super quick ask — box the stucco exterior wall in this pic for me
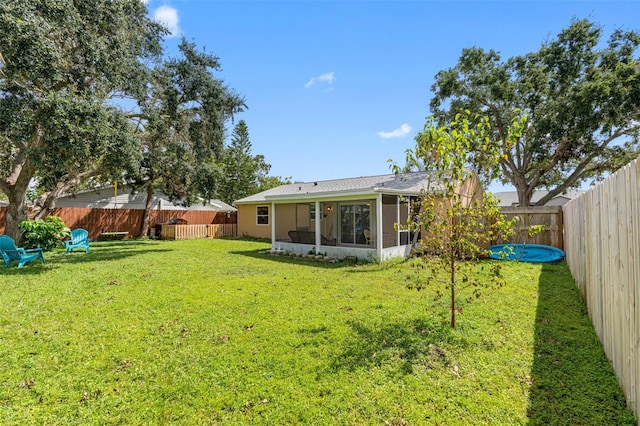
[237,203,272,238]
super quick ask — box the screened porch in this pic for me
[270,194,417,261]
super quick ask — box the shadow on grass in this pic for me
[43,240,171,266]
[231,248,414,272]
[527,263,636,425]
[0,261,50,275]
[329,316,461,375]
[230,249,354,269]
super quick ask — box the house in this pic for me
[235,171,481,261]
[494,189,584,207]
[55,185,236,212]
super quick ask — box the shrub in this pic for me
[18,216,70,251]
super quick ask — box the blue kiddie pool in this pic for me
[489,243,565,263]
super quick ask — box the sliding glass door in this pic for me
[339,202,371,245]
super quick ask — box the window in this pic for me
[256,205,269,225]
[309,203,323,221]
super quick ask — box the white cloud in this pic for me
[305,72,335,89]
[153,5,180,38]
[377,123,412,139]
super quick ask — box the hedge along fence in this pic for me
[499,206,564,250]
[0,207,237,241]
[563,158,639,420]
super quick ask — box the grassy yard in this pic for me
[0,238,635,425]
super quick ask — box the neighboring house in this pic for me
[235,171,481,261]
[494,189,584,207]
[55,185,236,213]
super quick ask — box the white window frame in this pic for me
[256,205,269,226]
[309,203,324,222]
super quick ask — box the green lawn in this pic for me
[0,239,635,425]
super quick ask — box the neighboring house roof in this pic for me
[235,171,448,204]
[494,189,584,207]
[55,186,236,212]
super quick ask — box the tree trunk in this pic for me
[450,247,456,329]
[5,191,29,242]
[139,184,154,238]
[1,158,34,243]
[31,191,60,220]
[515,183,535,207]
[31,169,102,220]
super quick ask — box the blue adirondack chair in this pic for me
[65,228,91,253]
[0,235,46,268]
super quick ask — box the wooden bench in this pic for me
[100,231,128,240]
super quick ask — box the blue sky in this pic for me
[146,0,640,191]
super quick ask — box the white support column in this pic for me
[271,202,276,247]
[314,200,321,252]
[396,195,401,246]
[376,194,383,260]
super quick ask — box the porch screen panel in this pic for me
[382,195,398,248]
[296,203,310,230]
[321,202,336,239]
[340,205,355,244]
[275,204,295,241]
[399,198,410,245]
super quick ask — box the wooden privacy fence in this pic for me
[161,224,238,240]
[0,207,237,241]
[499,206,564,250]
[563,158,639,420]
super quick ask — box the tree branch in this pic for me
[535,128,629,205]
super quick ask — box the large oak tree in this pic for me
[132,39,245,237]
[430,19,640,206]
[0,0,164,239]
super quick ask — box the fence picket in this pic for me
[0,207,238,240]
[563,158,639,420]
[499,206,564,249]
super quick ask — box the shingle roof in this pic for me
[235,171,444,204]
[208,199,236,212]
[55,185,236,212]
[494,189,584,207]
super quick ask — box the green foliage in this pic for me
[18,215,69,250]
[395,111,521,327]
[0,0,165,238]
[217,120,291,204]
[218,120,272,204]
[527,224,546,239]
[431,18,640,206]
[0,239,633,424]
[259,174,292,191]
[131,39,245,237]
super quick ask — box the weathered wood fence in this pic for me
[161,223,238,240]
[0,207,237,241]
[563,158,639,420]
[499,206,564,250]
